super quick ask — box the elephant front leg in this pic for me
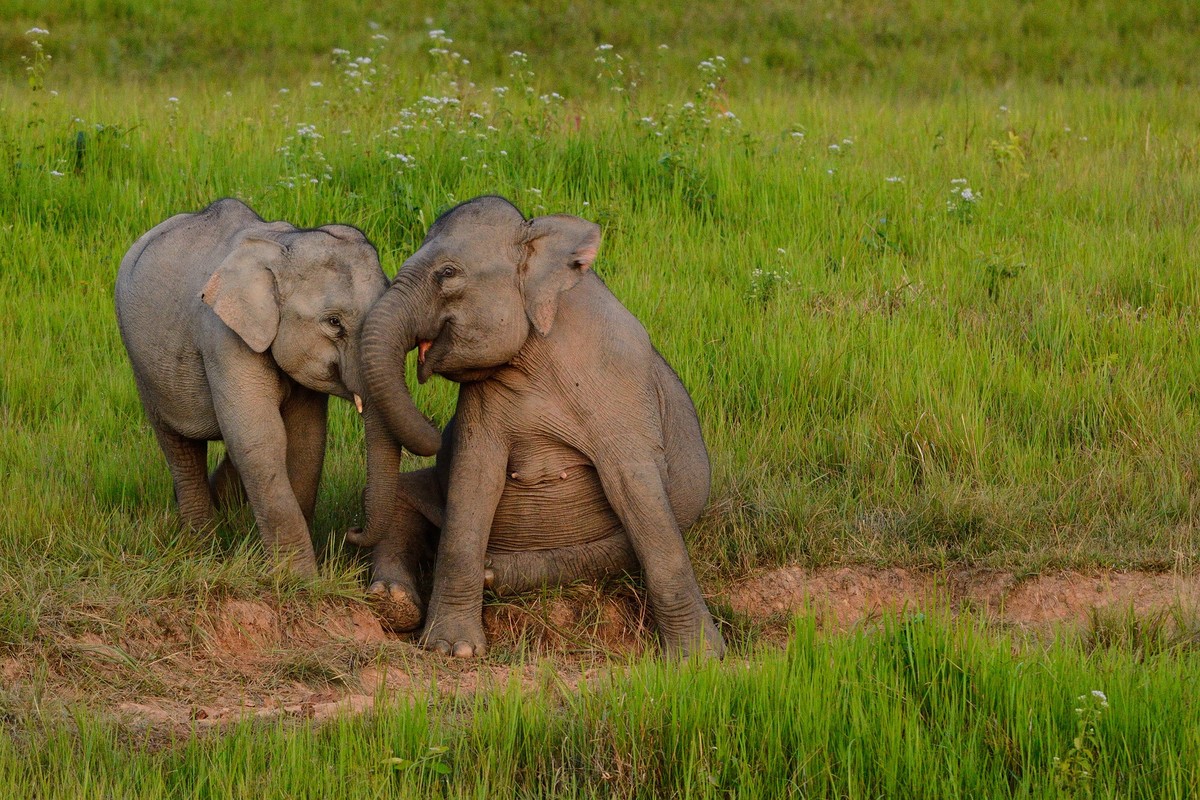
[420,433,508,658]
[281,386,329,527]
[213,383,318,577]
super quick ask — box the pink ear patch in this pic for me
[573,243,598,271]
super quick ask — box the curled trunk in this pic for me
[359,276,441,457]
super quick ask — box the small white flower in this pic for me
[1091,690,1108,706]
[777,248,786,254]
[50,170,64,177]
[279,87,290,94]
[886,176,903,183]
[428,29,446,37]
[499,150,508,156]
[167,96,179,103]
[658,44,669,50]
[596,43,613,51]
[951,178,968,184]
[791,131,805,139]
[26,27,49,36]
[828,143,840,151]
[960,188,978,202]
[332,48,350,56]
[999,105,1009,112]
[372,34,389,41]
[310,81,323,87]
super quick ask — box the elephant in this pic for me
[349,195,726,659]
[115,198,440,576]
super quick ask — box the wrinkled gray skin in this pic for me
[115,198,437,575]
[352,195,725,659]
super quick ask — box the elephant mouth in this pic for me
[415,322,450,384]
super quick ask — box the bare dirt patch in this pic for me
[7,567,1197,733]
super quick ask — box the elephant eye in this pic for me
[325,315,345,333]
[436,264,458,281]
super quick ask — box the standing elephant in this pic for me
[115,198,440,576]
[351,195,725,658]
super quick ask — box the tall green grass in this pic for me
[3,615,1199,797]
[2,2,1199,642]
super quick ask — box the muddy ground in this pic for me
[4,566,1197,733]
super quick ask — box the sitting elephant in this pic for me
[115,198,440,576]
[350,195,725,658]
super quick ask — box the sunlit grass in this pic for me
[2,15,1200,641]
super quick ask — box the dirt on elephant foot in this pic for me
[5,566,1198,735]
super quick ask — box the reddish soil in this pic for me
[5,567,1197,732]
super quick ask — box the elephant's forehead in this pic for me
[284,256,385,312]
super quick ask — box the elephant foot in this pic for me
[420,615,487,658]
[270,545,318,579]
[367,580,424,632]
[662,616,726,660]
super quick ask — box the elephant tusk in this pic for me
[353,394,363,414]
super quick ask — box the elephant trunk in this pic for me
[360,272,442,457]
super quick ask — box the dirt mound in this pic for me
[6,567,1197,732]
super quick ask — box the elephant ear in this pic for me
[200,236,286,353]
[520,214,601,336]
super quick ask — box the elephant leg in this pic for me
[281,387,328,526]
[365,467,442,632]
[213,389,318,577]
[151,422,214,531]
[208,453,246,510]
[484,533,638,596]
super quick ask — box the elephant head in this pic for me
[361,195,600,446]
[200,222,391,408]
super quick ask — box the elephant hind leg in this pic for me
[151,424,214,531]
[484,534,639,596]
[208,453,246,510]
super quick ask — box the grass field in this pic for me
[3,0,1200,795]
